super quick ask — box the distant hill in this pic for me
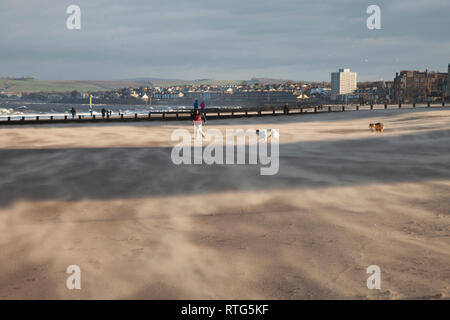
[0,78,113,93]
[134,78,243,88]
[249,77,295,84]
[0,78,167,93]
[0,78,246,92]
[99,78,242,88]
[0,77,242,93]
[0,77,302,93]
[121,77,182,82]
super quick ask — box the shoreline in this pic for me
[0,103,448,126]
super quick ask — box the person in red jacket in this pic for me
[192,109,206,138]
[200,100,206,112]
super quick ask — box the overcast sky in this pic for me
[0,0,449,81]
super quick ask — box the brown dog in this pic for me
[369,123,384,133]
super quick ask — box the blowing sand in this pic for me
[0,108,449,299]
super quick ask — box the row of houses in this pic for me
[393,66,449,103]
[331,64,449,104]
[8,66,448,106]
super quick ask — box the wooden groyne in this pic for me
[0,102,447,126]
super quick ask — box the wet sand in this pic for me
[0,107,449,299]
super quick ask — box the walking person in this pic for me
[194,99,199,109]
[89,95,94,116]
[101,108,106,119]
[192,109,206,139]
[200,100,206,113]
[70,107,76,120]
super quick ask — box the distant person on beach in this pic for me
[70,107,76,119]
[194,99,199,109]
[192,108,206,139]
[89,107,93,116]
[101,108,106,118]
[200,100,206,113]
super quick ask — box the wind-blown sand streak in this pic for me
[0,108,449,299]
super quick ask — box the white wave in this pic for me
[0,108,24,115]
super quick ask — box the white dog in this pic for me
[256,129,267,140]
[268,129,279,139]
[256,129,279,141]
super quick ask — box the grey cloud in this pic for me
[0,0,448,81]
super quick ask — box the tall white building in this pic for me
[331,68,357,100]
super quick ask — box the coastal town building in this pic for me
[393,69,448,103]
[355,81,394,104]
[331,68,357,101]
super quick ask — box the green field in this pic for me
[0,78,245,93]
[0,78,112,93]
[150,79,243,88]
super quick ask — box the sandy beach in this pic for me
[0,107,449,299]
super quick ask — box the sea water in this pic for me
[0,101,241,120]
